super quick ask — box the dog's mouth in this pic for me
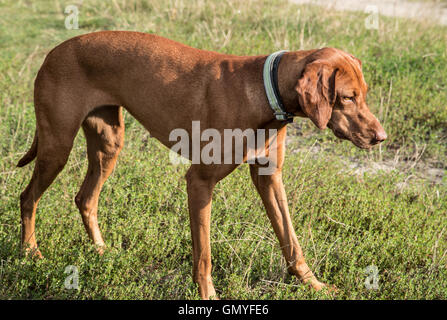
[328,124,349,141]
[351,133,381,150]
[328,125,376,150]
[333,129,349,140]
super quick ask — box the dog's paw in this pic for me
[309,279,326,291]
[24,247,44,259]
[307,279,337,292]
[95,245,106,255]
[309,280,338,297]
[198,282,219,300]
[326,284,338,293]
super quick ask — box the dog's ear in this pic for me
[295,61,337,130]
[349,55,362,69]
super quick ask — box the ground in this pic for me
[291,0,447,25]
[0,0,446,299]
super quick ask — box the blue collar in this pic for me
[263,50,294,122]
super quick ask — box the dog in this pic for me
[17,31,386,299]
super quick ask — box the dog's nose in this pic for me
[375,130,387,142]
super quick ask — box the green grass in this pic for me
[0,0,446,299]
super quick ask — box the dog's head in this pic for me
[295,48,386,149]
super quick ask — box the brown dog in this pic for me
[17,31,386,299]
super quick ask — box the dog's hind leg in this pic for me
[75,106,124,253]
[20,104,81,258]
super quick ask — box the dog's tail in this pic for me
[17,130,38,167]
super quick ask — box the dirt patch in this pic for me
[290,0,447,25]
[286,136,446,186]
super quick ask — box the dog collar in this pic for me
[263,50,294,122]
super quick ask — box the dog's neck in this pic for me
[276,53,307,118]
[240,52,307,128]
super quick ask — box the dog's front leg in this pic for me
[249,164,326,291]
[186,166,218,299]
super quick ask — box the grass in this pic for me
[0,0,446,299]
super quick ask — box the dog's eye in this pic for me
[342,96,355,102]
